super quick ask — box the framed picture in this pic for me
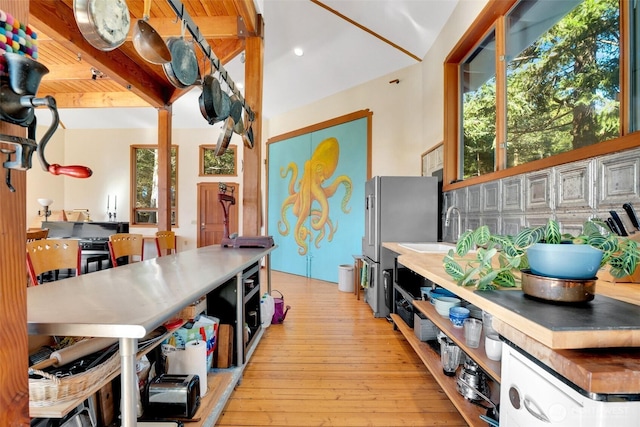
[199,145,238,176]
[421,142,443,177]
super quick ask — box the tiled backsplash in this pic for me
[442,147,640,242]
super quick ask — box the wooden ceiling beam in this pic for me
[29,0,171,108]
[48,92,151,109]
[232,0,262,37]
[34,16,244,41]
[41,62,110,81]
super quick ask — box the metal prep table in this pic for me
[28,245,274,427]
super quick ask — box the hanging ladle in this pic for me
[133,0,171,64]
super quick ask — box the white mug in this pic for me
[485,333,502,361]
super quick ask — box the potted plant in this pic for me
[443,218,640,291]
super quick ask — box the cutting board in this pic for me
[216,324,234,368]
[482,289,640,348]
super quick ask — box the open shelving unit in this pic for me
[390,299,501,427]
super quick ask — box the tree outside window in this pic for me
[459,0,621,180]
[132,145,178,225]
[199,145,237,176]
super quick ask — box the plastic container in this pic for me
[338,264,354,292]
[260,293,274,328]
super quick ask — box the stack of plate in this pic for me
[466,304,483,319]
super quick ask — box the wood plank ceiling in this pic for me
[28,0,261,110]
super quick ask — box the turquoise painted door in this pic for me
[267,117,368,283]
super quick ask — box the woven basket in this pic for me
[29,349,120,407]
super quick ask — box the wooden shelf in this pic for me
[391,313,497,427]
[29,322,186,419]
[413,300,501,383]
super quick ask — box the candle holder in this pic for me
[107,195,117,221]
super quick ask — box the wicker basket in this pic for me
[28,349,120,407]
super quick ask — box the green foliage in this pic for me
[203,147,236,175]
[463,0,620,178]
[442,217,640,288]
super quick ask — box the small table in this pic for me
[352,255,364,300]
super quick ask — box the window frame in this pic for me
[130,144,179,227]
[443,0,634,192]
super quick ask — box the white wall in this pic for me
[26,1,489,246]
[419,0,489,150]
[27,126,65,228]
[27,125,246,250]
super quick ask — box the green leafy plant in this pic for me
[443,218,640,290]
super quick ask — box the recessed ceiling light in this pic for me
[293,47,304,57]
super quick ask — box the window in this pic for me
[446,0,631,187]
[131,145,178,225]
[462,29,497,178]
[505,0,619,165]
[199,145,237,176]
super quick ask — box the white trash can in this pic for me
[338,264,354,292]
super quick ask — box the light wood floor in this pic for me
[216,271,468,427]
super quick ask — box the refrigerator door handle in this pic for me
[366,194,375,246]
[370,194,378,248]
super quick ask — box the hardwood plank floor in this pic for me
[216,271,468,427]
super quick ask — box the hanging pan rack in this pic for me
[165,0,255,122]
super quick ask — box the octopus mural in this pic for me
[278,137,352,255]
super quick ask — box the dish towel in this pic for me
[361,262,368,288]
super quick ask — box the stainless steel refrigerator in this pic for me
[362,176,438,317]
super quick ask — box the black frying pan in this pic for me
[162,37,199,88]
[199,74,222,124]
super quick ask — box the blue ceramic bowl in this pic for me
[527,243,603,280]
[449,306,470,328]
[429,287,457,304]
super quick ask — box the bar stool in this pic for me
[108,233,144,266]
[155,230,177,256]
[26,239,81,286]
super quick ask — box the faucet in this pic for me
[445,206,461,241]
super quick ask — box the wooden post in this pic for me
[242,29,264,236]
[157,106,172,232]
[0,2,31,425]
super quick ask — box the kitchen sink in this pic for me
[398,242,456,253]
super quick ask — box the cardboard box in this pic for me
[178,296,207,320]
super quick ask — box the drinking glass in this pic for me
[464,318,483,348]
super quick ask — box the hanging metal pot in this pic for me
[215,116,235,157]
[229,95,243,131]
[162,20,199,88]
[199,73,225,124]
[73,0,130,51]
[133,0,171,64]
[242,114,255,149]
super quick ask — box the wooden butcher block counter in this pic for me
[383,242,640,395]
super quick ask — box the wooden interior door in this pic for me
[197,183,239,247]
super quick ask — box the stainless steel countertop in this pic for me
[28,245,274,338]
